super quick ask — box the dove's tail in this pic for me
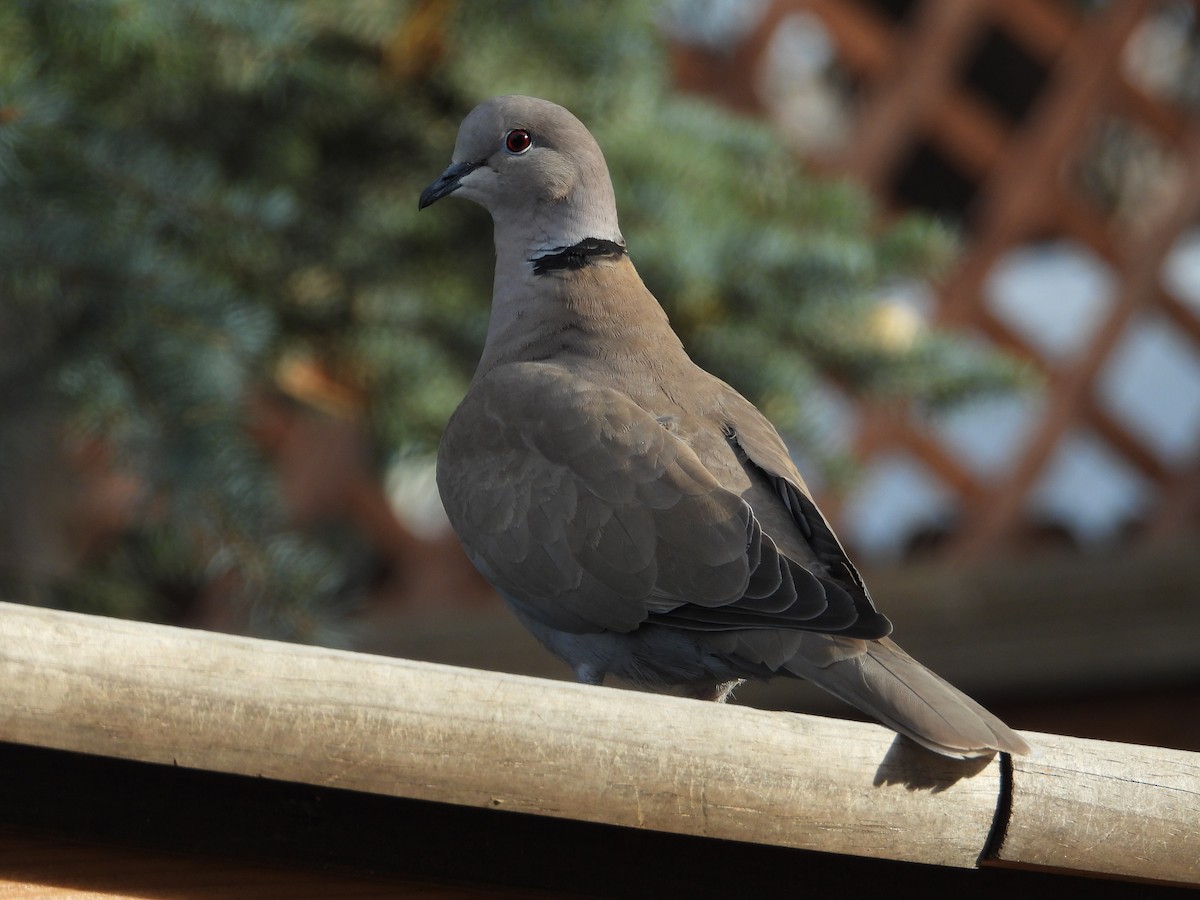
[786,636,1030,759]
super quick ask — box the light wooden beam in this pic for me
[1000,732,1200,885]
[1,601,1197,886]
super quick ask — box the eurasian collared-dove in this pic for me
[420,95,1028,759]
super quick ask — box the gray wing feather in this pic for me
[437,362,881,637]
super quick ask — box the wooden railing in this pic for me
[1,601,1196,888]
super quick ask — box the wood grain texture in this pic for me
[0,601,999,869]
[997,731,1200,884]
[5,601,1199,885]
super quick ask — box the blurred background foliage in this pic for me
[0,0,1022,639]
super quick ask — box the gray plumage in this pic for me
[421,95,1029,759]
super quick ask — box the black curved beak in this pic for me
[418,160,482,210]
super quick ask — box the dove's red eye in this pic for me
[505,129,532,154]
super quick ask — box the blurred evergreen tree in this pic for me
[0,0,1022,638]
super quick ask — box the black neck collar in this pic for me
[530,238,627,275]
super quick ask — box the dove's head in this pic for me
[419,95,622,257]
